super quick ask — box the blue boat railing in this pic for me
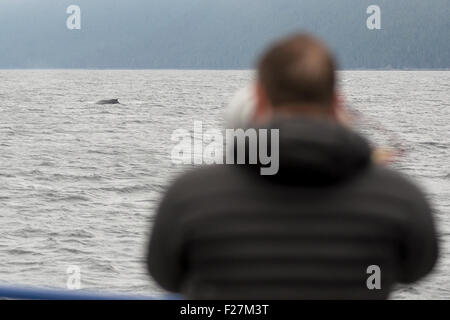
[0,284,178,300]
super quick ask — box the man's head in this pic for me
[254,33,339,122]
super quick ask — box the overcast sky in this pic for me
[0,0,449,68]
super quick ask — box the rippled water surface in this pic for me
[0,70,449,299]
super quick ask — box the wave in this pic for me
[7,249,43,256]
[0,173,15,178]
[100,184,151,193]
[52,230,95,239]
[50,173,103,181]
[87,149,121,155]
[38,161,55,167]
[57,195,91,202]
[59,247,92,255]
[418,141,449,149]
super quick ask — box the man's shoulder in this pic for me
[163,163,430,212]
[173,164,240,186]
[169,164,429,196]
[362,164,430,204]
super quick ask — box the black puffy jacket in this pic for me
[147,117,438,299]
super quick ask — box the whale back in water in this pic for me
[96,99,120,105]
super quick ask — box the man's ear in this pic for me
[253,82,272,123]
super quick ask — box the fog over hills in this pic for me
[0,0,449,69]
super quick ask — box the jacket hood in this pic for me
[239,116,372,186]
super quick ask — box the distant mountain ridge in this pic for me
[0,0,448,69]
